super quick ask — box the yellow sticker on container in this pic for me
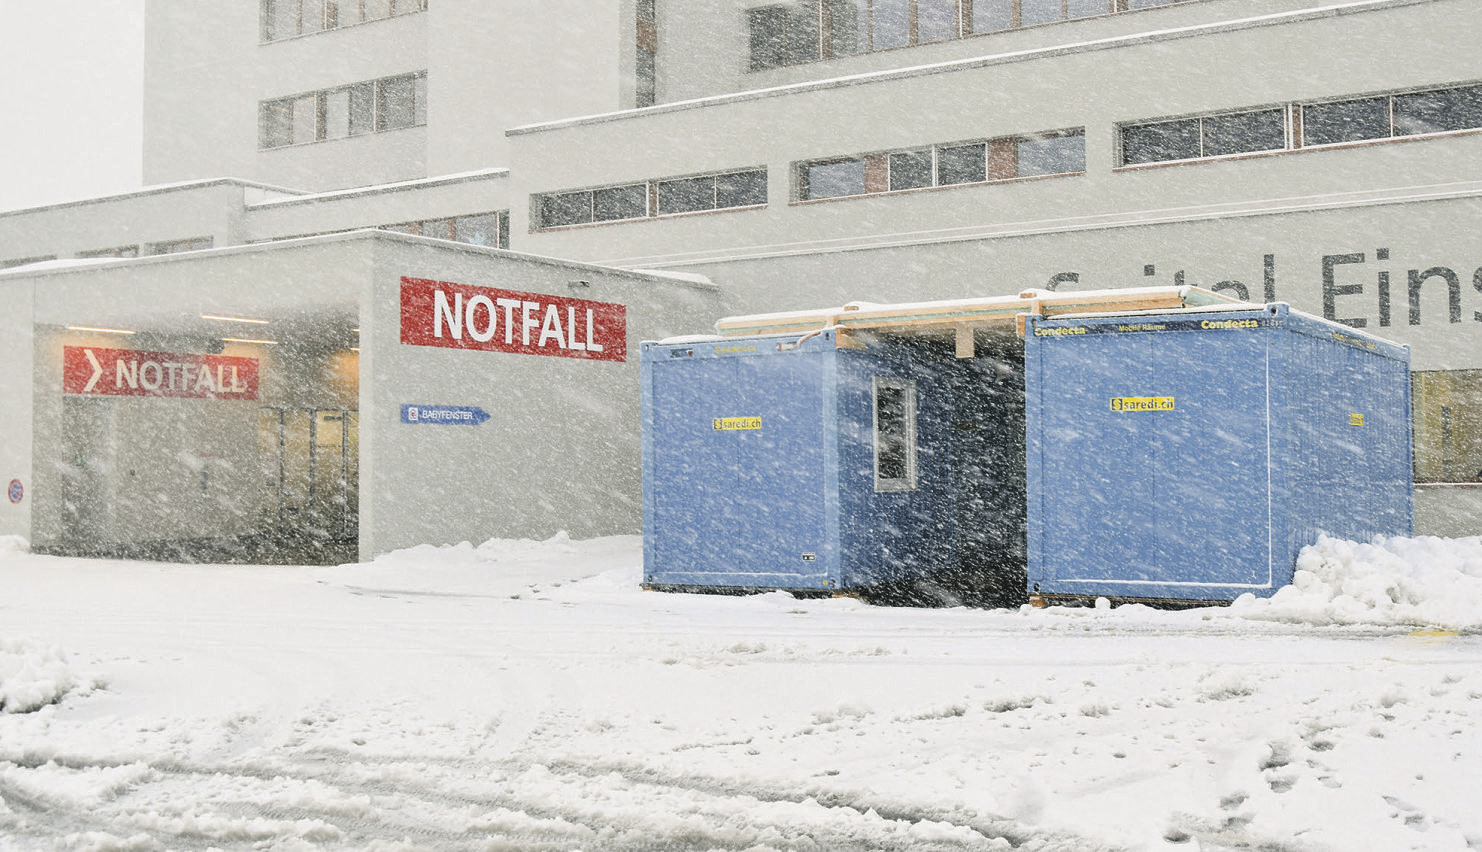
[1110,396,1175,412]
[1350,412,1366,426]
[713,417,762,431]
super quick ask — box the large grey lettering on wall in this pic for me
[1048,248,1482,331]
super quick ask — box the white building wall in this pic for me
[649,0,1349,104]
[512,0,1482,265]
[143,0,262,186]
[146,1,431,190]
[425,0,625,176]
[0,182,271,265]
[144,0,626,193]
[360,240,721,557]
[0,279,34,540]
[243,171,510,241]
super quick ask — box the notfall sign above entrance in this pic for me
[399,277,627,362]
[62,346,260,400]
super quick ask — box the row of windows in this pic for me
[261,211,512,249]
[2,212,507,273]
[261,0,426,43]
[799,131,1084,200]
[532,77,1480,229]
[750,0,1196,69]
[259,72,427,150]
[381,211,511,249]
[1,255,57,269]
[76,238,215,259]
[531,132,1082,230]
[0,238,216,269]
[536,169,768,230]
[1121,82,1482,166]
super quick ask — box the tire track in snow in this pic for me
[1,749,1096,850]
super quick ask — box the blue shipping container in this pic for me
[1023,303,1413,604]
[641,330,1025,595]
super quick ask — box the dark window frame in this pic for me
[872,375,918,492]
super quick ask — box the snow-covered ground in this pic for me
[2,532,1480,851]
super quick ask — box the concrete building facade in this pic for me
[1,234,719,561]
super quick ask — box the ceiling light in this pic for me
[66,325,136,335]
[221,337,278,346]
[202,314,270,325]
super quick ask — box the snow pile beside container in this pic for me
[0,535,29,555]
[1229,535,1482,630]
[0,638,79,713]
[314,531,640,597]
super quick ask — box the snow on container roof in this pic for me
[714,286,1247,346]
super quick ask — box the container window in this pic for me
[873,376,917,492]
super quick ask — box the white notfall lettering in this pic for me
[114,357,247,394]
[566,307,586,351]
[428,287,605,353]
[497,298,521,344]
[467,294,497,343]
[584,308,604,353]
[434,289,462,339]
[539,304,565,349]
[521,301,540,346]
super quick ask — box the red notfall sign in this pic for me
[63,346,260,400]
[400,277,626,362]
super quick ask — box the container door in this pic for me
[647,352,832,588]
[1036,330,1274,595]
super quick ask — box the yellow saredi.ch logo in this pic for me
[1110,396,1175,412]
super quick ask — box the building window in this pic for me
[0,255,56,269]
[1301,97,1390,147]
[147,237,214,256]
[636,0,657,107]
[383,211,511,249]
[1121,108,1286,165]
[750,0,1200,68]
[1119,82,1482,167]
[749,3,822,69]
[259,73,426,149]
[261,0,427,43]
[752,0,963,66]
[534,169,768,230]
[1302,84,1482,147]
[873,376,918,492]
[76,245,140,259]
[797,130,1084,201]
[1413,370,1482,483]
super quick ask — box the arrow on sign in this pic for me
[401,405,491,425]
[83,349,104,393]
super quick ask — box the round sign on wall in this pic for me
[7,479,22,504]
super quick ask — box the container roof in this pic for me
[715,286,1248,342]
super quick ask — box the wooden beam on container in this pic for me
[955,325,975,359]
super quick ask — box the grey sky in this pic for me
[0,0,144,212]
